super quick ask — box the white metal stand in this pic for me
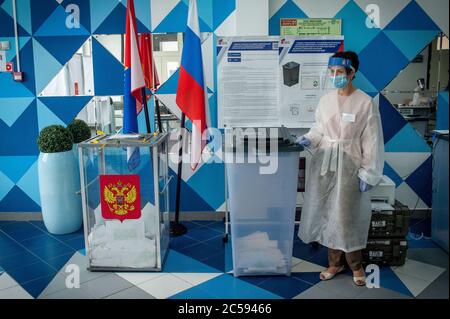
[223,159,230,242]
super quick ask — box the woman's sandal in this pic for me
[353,275,366,286]
[320,266,345,281]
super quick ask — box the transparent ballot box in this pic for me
[225,128,302,277]
[78,134,170,272]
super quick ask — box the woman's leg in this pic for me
[345,250,366,285]
[344,250,363,271]
[328,248,345,268]
[320,248,346,280]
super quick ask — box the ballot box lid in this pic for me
[224,127,303,153]
[79,133,169,148]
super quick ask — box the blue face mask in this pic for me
[330,75,349,89]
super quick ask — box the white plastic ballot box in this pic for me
[225,128,302,277]
[78,134,171,272]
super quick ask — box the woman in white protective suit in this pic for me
[297,51,385,286]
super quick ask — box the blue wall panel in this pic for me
[92,37,124,96]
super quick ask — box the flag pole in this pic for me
[141,87,151,133]
[148,33,163,134]
[172,0,206,237]
[171,113,188,236]
[155,97,163,133]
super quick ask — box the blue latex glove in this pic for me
[359,179,373,192]
[297,136,311,147]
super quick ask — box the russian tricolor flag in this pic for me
[176,0,209,170]
[124,0,145,170]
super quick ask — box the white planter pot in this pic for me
[38,149,82,235]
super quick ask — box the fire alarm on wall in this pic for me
[5,62,13,72]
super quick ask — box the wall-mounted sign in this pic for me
[217,36,344,129]
[281,18,342,36]
[217,36,281,128]
[0,41,10,51]
[0,51,6,72]
[279,36,344,128]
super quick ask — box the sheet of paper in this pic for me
[105,219,145,241]
[281,18,342,36]
[106,134,144,140]
[279,36,344,128]
[218,37,281,128]
[217,36,344,129]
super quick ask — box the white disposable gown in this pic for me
[299,89,385,252]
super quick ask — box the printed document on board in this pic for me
[217,37,280,128]
[279,36,344,128]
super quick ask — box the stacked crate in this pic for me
[362,201,411,266]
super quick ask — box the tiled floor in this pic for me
[0,220,448,299]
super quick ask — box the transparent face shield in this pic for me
[326,57,355,89]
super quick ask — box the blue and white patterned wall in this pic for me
[0,0,448,214]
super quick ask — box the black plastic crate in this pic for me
[369,201,411,238]
[363,238,408,266]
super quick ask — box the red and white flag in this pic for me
[176,0,209,170]
[140,33,160,93]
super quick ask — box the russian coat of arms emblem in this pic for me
[99,175,142,222]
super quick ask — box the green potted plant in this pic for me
[67,119,91,144]
[37,125,82,235]
[67,119,91,157]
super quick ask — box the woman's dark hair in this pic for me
[331,51,359,79]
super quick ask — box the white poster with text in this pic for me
[217,37,280,128]
[217,36,344,128]
[279,36,344,128]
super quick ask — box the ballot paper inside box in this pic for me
[78,134,171,272]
